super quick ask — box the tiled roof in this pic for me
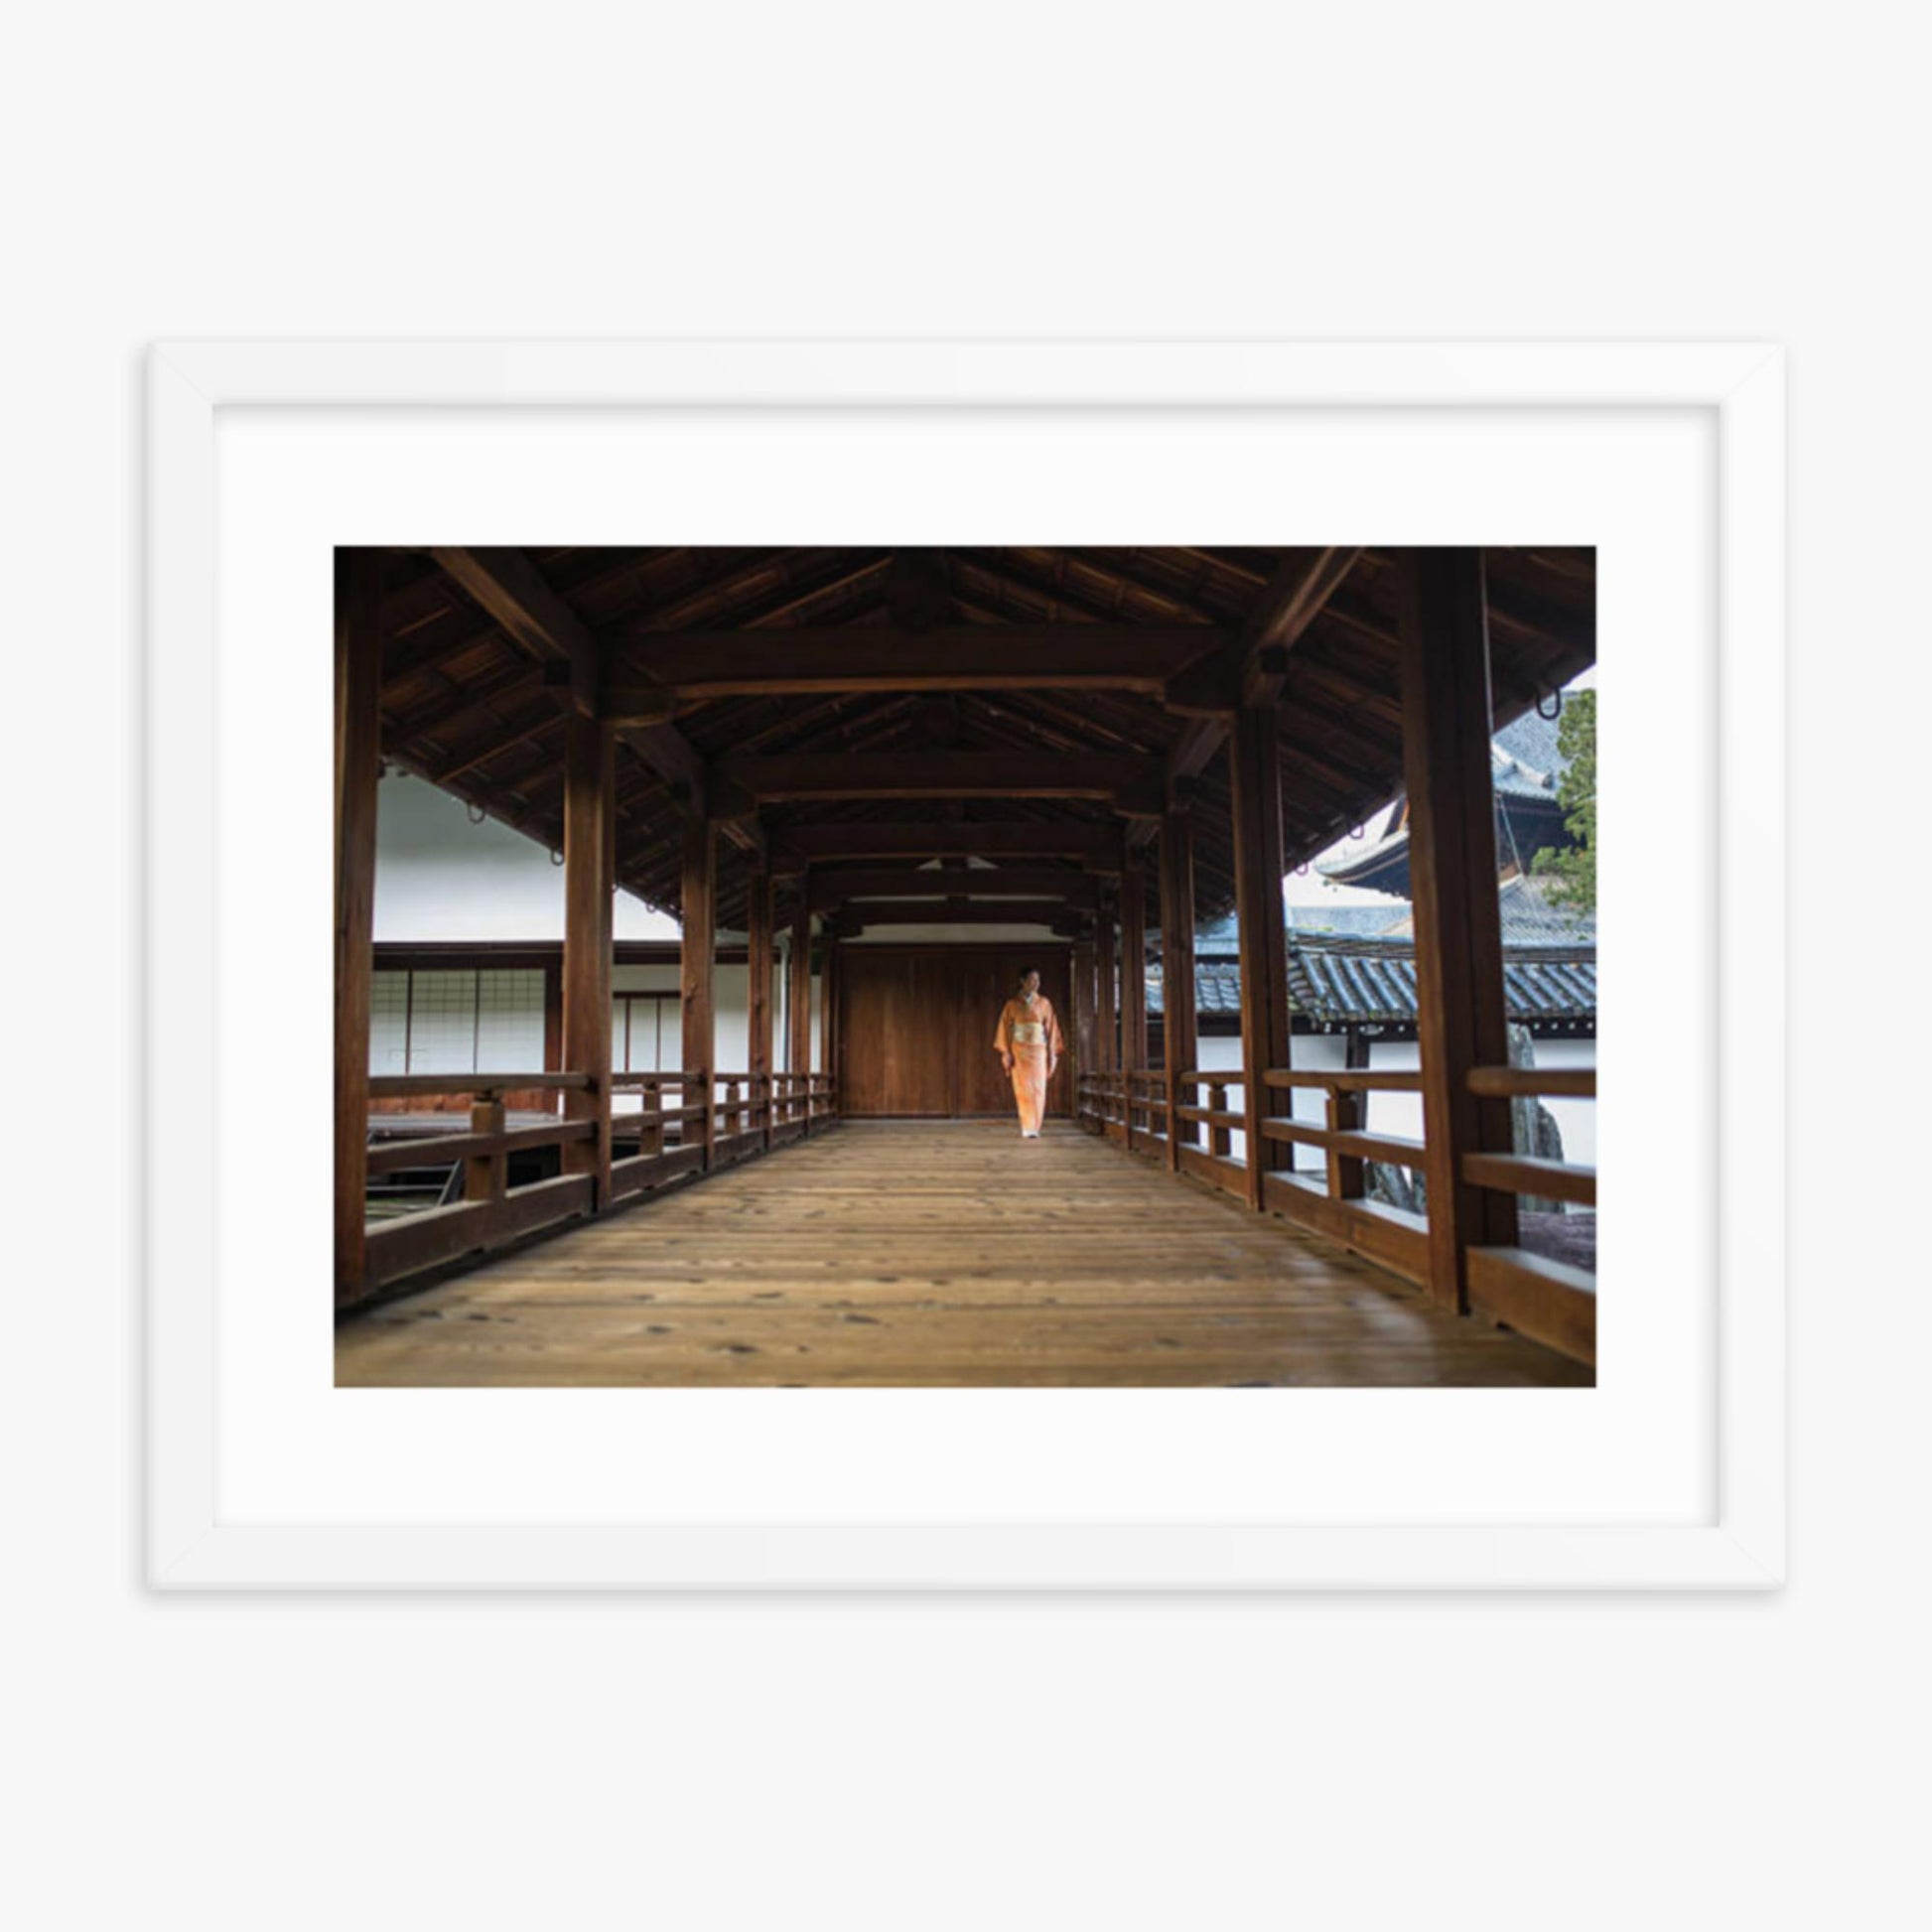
[1493,707,1569,784]
[1147,902,1594,1025]
[1287,903,1413,939]
[1490,708,1569,800]
[1285,933,1595,1026]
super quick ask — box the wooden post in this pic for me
[681,814,717,1170]
[1326,1088,1365,1200]
[1158,808,1198,1168]
[542,957,563,1077]
[788,889,813,1080]
[748,862,773,1152]
[562,713,615,1207]
[1121,863,1148,1079]
[1229,709,1292,1210]
[465,1097,508,1210]
[1094,886,1118,1075]
[1397,548,1518,1310]
[334,549,384,1308]
[820,933,840,1118]
[1070,937,1097,1128]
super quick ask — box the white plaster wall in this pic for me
[373,770,680,941]
[1527,1036,1597,1169]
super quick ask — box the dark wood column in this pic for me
[788,890,813,1075]
[676,811,715,1159]
[1158,807,1199,1164]
[1397,548,1517,1309]
[747,861,773,1149]
[820,933,839,1109]
[1229,711,1292,1210]
[1070,936,1097,1121]
[542,957,563,1075]
[1094,887,1118,1073]
[334,550,384,1307]
[562,713,615,1207]
[681,814,717,1169]
[1120,863,1148,1072]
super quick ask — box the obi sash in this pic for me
[1008,1020,1046,1046]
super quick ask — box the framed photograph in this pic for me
[147,341,1784,1589]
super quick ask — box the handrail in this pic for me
[369,1071,592,1098]
[1462,1151,1597,1208]
[1263,1068,1421,1092]
[1466,1065,1595,1099]
[366,1116,597,1175]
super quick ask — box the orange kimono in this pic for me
[994,994,1064,1136]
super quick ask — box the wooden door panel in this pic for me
[838,949,957,1116]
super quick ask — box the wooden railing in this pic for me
[365,1065,841,1295]
[610,1070,711,1197]
[1256,1069,1433,1289]
[1079,1058,1596,1367]
[1459,1064,1596,1365]
[364,1073,600,1291]
[1167,1071,1247,1195]
[769,1070,838,1143]
[1077,1070,1171,1158]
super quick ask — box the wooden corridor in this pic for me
[335,1122,1588,1387]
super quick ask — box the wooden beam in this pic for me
[806,867,1098,911]
[835,898,1084,930]
[681,816,717,1170]
[1158,808,1198,1163]
[607,623,1225,715]
[1230,703,1293,1211]
[1120,864,1148,1072]
[335,549,384,1308]
[428,546,755,847]
[431,546,603,718]
[1398,548,1518,1310]
[1238,547,1366,706]
[561,713,616,1207]
[788,889,813,1076]
[1135,546,1362,847]
[771,822,1126,869]
[714,752,1159,805]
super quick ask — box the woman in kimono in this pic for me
[994,967,1064,1139]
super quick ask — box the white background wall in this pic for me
[10,10,1922,1930]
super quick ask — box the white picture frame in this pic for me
[147,341,1785,1590]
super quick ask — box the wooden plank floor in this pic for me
[336,1122,1592,1387]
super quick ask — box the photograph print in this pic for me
[334,545,1596,1388]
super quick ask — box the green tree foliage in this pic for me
[1530,688,1595,914]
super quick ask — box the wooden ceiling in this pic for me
[371,545,1595,930]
